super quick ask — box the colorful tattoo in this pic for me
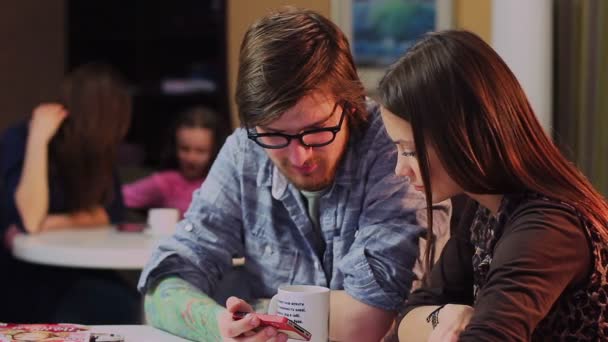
[144,276,223,341]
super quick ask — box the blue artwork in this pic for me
[353,0,436,67]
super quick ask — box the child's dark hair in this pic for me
[160,105,223,173]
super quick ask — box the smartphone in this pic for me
[232,311,312,341]
[90,333,125,342]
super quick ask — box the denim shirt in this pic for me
[138,100,451,311]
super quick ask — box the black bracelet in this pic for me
[425,304,446,329]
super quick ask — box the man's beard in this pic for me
[277,158,338,191]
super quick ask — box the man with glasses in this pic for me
[138,7,450,342]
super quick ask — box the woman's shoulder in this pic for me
[506,194,584,237]
[499,194,594,287]
[511,194,578,216]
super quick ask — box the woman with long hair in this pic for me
[0,62,138,323]
[6,62,131,233]
[379,30,608,340]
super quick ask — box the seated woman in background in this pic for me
[3,63,129,234]
[378,30,608,341]
[0,62,139,323]
[122,106,221,217]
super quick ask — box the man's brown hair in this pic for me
[236,7,367,130]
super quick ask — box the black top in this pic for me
[404,194,596,341]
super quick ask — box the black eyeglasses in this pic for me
[247,103,347,149]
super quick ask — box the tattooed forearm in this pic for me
[144,276,223,341]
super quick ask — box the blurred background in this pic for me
[0,0,606,193]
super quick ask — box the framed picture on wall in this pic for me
[331,0,453,94]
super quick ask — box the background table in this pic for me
[91,325,191,341]
[12,226,161,270]
[12,226,245,270]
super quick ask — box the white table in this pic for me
[12,226,245,269]
[91,325,191,341]
[12,226,161,269]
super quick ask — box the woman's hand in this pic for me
[29,103,68,144]
[428,304,474,342]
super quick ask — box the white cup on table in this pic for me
[146,208,179,236]
[268,284,330,342]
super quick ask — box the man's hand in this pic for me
[218,296,288,342]
[29,103,68,144]
[428,304,474,342]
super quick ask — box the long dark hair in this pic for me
[379,30,608,273]
[50,62,131,211]
[160,105,222,175]
[236,6,367,130]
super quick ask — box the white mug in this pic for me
[146,208,179,236]
[268,285,330,342]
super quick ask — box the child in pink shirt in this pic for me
[122,106,222,216]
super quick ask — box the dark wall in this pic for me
[67,0,229,168]
[0,0,65,132]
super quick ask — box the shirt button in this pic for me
[314,261,319,269]
[265,245,273,254]
[184,224,193,232]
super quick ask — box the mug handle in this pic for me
[267,294,279,314]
